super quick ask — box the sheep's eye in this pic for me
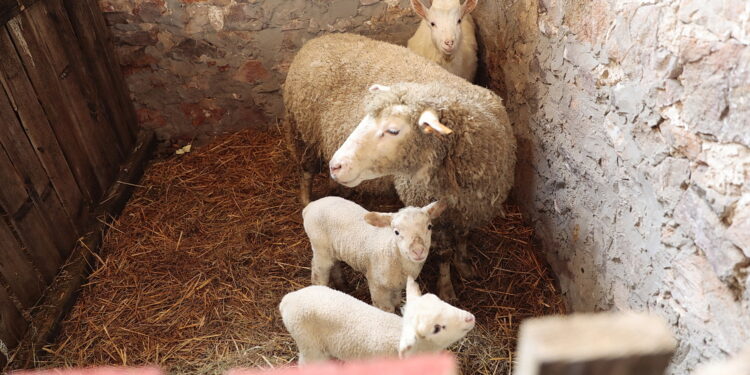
[427,224,432,230]
[394,230,400,236]
[457,18,462,24]
[433,324,441,334]
[386,129,400,135]
[430,21,436,27]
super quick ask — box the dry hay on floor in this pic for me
[35,128,565,374]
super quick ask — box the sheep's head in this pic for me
[364,201,446,263]
[329,84,453,188]
[398,276,475,357]
[411,0,478,56]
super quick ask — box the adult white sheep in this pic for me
[407,0,479,81]
[279,276,475,364]
[303,196,446,313]
[283,33,516,301]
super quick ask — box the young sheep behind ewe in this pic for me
[303,196,446,313]
[407,0,479,81]
[283,33,516,301]
[279,276,475,364]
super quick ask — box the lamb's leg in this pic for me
[310,250,334,286]
[369,282,396,313]
[298,345,329,365]
[329,261,347,290]
[390,289,402,312]
[452,232,477,279]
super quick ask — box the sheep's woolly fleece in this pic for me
[284,33,516,233]
[31,129,564,375]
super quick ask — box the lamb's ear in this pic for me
[461,0,478,17]
[418,109,453,135]
[410,0,429,19]
[406,276,422,301]
[364,212,393,227]
[423,201,447,219]
[398,324,417,359]
[369,84,391,93]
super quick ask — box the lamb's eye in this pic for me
[427,224,432,230]
[430,22,436,27]
[394,230,400,236]
[433,324,441,334]
[457,18,462,24]
[386,129,400,135]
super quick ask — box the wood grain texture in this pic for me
[2,23,103,201]
[0,221,44,309]
[0,27,87,227]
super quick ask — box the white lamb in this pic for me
[303,196,446,313]
[279,276,475,364]
[407,0,479,81]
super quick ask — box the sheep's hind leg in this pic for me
[438,260,458,302]
[453,233,477,279]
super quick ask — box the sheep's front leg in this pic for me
[452,232,476,279]
[311,251,334,286]
[369,282,396,313]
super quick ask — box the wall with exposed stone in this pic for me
[99,0,419,141]
[472,0,750,373]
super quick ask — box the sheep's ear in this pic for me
[418,109,453,135]
[398,325,417,359]
[364,212,393,227]
[424,201,447,219]
[406,276,422,300]
[461,0,478,17]
[369,84,391,93]
[410,0,429,19]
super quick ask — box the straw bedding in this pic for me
[37,128,565,374]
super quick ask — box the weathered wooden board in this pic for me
[1,24,103,201]
[0,221,44,309]
[0,145,62,283]
[63,0,136,152]
[0,64,76,257]
[0,284,27,368]
[0,27,87,227]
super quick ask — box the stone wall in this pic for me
[99,0,419,140]
[472,0,750,373]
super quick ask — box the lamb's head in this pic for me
[411,0,478,56]
[364,201,447,263]
[398,276,475,357]
[329,83,453,188]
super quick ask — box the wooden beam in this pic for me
[6,130,155,370]
[514,312,676,375]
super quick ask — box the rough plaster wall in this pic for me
[98,0,419,140]
[473,0,750,373]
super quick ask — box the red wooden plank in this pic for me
[0,27,88,229]
[1,24,103,201]
[0,220,44,308]
[62,0,135,153]
[0,64,76,256]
